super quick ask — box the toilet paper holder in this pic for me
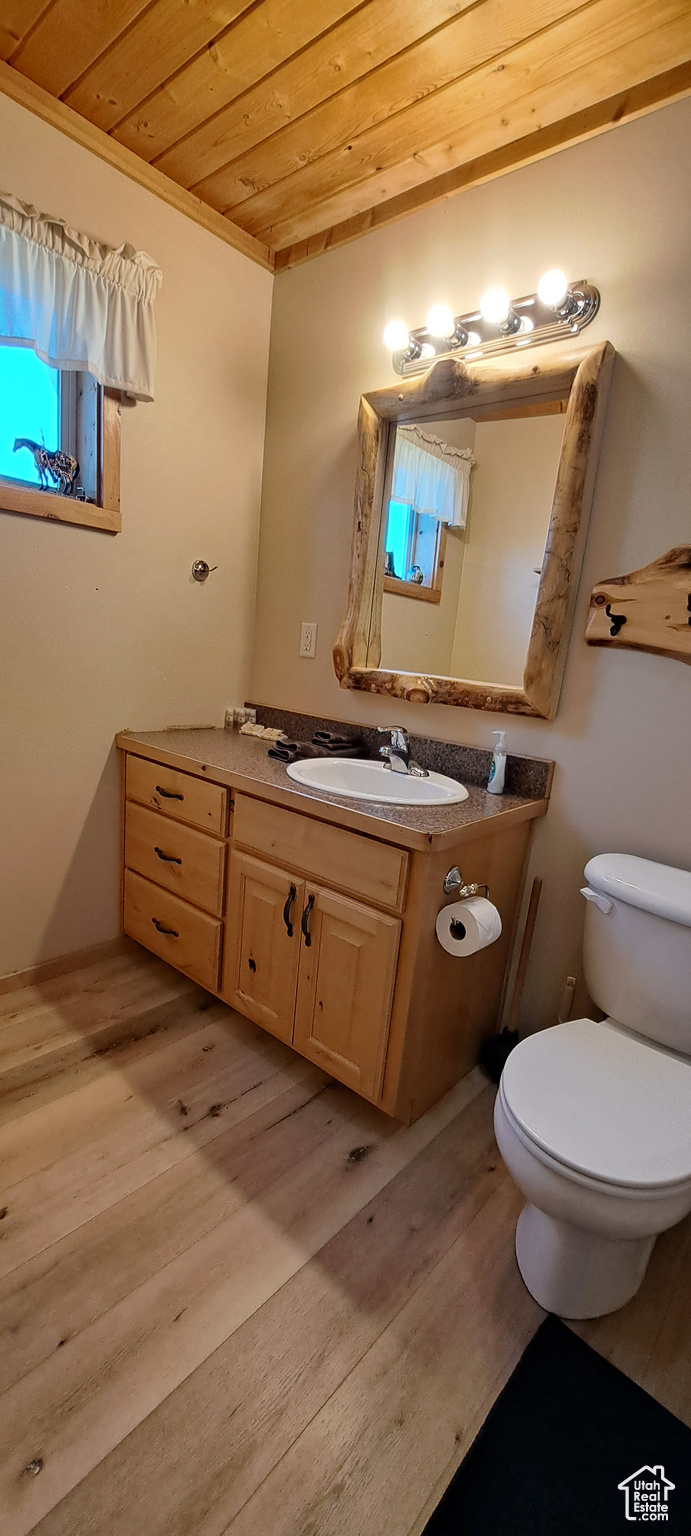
[443,866,490,900]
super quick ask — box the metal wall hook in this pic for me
[191,560,218,582]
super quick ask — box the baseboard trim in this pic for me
[0,935,132,997]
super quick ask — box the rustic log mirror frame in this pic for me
[334,340,614,720]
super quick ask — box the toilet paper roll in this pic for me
[435,897,502,956]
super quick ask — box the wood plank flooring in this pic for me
[0,949,689,1536]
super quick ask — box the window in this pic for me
[383,498,447,605]
[0,345,121,533]
[0,347,59,487]
[1,191,159,533]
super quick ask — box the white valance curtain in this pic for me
[392,424,475,528]
[0,193,162,401]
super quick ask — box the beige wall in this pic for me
[0,93,273,975]
[252,98,691,1032]
[451,413,565,685]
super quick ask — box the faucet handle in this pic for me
[378,725,408,748]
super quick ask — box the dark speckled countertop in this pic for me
[117,725,552,854]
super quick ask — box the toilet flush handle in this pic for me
[580,886,614,915]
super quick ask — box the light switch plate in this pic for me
[300,622,318,658]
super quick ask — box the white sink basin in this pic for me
[286,757,468,807]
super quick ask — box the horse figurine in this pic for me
[13,438,80,496]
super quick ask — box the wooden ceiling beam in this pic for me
[104,0,366,158]
[273,58,691,269]
[0,61,274,271]
[236,0,691,244]
[62,0,258,132]
[8,0,153,96]
[154,0,478,190]
[198,0,588,215]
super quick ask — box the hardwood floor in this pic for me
[0,949,689,1536]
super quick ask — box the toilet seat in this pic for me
[499,1019,691,1192]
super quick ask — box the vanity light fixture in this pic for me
[383,318,411,351]
[479,287,521,335]
[537,268,592,322]
[383,272,600,374]
[426,303,469,347]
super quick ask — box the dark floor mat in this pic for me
[423,1315,691,1532]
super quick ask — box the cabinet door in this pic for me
[293,885,401,1101]
[222,851,304,1044]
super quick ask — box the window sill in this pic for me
[383,575,442,605]
[0,480,120,533]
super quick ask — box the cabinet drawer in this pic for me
[124,869,222,991]
[125,754,228,836]
[125,801,226,916]
[233,795,409,913]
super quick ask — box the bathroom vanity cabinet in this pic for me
[117,728,550,1123]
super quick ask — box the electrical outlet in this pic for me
[300,622,318,658]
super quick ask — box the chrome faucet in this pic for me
[377,727,429,777]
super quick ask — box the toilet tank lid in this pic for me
[584,853,691,927]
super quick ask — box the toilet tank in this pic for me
[582,854,691,1055]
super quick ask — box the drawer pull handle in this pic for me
[152,918,179,937]
[283,883,297,937]
[154,847,182,865]
[301,893,315,947]
[155,785,184,800]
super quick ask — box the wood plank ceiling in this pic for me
[2,0,691,270]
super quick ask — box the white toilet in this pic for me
[495,853,691,1319]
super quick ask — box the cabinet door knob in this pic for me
[155,785,184,800]
[152,918,179,937]
[301,893,315,947]
[154,847,182,864]
[283,883,297,936]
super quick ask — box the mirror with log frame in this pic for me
[333,341,614,720]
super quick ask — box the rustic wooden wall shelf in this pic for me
[585,546,691,664]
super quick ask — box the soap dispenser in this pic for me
[487,730,507,795]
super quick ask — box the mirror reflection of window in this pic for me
[384,503,439,587]
[385,499,414,582]
[383,420,475,604]
[378,406,566,686]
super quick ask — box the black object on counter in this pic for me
[269,733,362,765]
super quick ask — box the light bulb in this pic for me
[426,304,455,339]
[537,269,569,307]
[383,319,410,351]
[479,287,511,325]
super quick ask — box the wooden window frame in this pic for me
[0,385,122,534]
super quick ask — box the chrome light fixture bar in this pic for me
[385,277,599,376]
